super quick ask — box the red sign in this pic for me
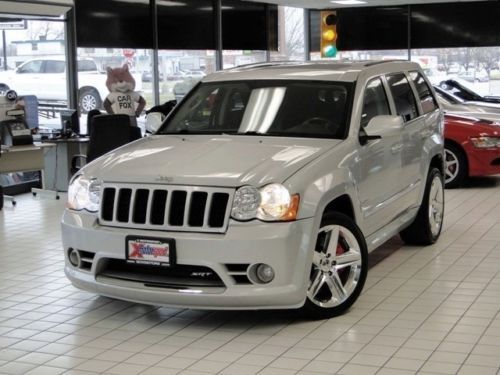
[122,49,135,58]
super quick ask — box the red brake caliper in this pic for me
[336,235,349,284]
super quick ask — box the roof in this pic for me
[202,60,422,83]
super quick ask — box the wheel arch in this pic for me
[78,85,101,100]
[322,194,355,222]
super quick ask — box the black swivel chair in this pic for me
[71,114,142,174]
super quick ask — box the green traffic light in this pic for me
[323,45,337,58]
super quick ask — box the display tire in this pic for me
[301,212,368,320]
[400,168,444,246]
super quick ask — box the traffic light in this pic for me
[321,10,338,58]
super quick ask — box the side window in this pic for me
[78,60,96,72]
[44,61,65,74]
[386,73,418,122]
[361,78,390,128]
[18,60,43,74]
[409,71,438,114]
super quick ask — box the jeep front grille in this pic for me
[99,183,234,233]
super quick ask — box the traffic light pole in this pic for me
[215,0,223,71]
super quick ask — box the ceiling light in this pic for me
[330,0,367,4]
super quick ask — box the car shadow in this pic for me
[461,175,500,189]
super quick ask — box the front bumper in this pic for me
[465,144,500,177]
[62,210,316,310]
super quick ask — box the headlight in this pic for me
[231,184,300,222]
[67,175,101,212]
[470,136,500,148]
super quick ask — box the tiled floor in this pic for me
[1,176,500,375]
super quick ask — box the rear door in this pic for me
[386,72,424,209]
[42,60,67,101]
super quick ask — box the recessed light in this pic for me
[330,0,367,4]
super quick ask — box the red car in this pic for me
[444,114,500,188]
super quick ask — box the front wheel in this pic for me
[445,143,467,188]
[301,212,368,319]
[400,168,444,245]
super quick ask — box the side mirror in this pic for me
[359,115,404,145]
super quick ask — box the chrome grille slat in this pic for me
[99,183,234,233]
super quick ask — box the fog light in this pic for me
[256,264,274,283]
[68,248,81,268]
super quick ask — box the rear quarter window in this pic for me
[410,71,438,114]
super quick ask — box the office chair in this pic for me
[71,114,142,174]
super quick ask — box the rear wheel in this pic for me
[302,212,368,319]
[79,89,102,113]
[444,143,467,188]
[400,168,444,245]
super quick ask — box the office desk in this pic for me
[42,137,89,192]
[0,143,55,188]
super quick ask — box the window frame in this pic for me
[408,70,439,115]
[385,71,420,123]
[360,76,391,129]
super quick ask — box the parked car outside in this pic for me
[444,114,500,188]
[457,70,489,83]
[0,57,142,113]
[62,61,444,319]
[142,71,164,82]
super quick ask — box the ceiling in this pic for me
[247,0,485,9]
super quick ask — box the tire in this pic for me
[400,168,444,245]
[301,212,368,319]
[444,143,467,188]
[79,89,102,114]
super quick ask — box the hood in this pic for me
[82,134,340,187]
[445,114,500,136]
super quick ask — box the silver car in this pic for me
[62,61,444,319]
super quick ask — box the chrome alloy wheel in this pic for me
[444,148,459,185]
[81,93,98,112]
[428,175,444,237]
[307,224,362,308]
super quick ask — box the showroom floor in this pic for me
[1,177,500,375]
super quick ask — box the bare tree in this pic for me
[283,7,305,60]
[28,21,64,40]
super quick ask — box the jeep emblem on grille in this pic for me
[156,175,174,183]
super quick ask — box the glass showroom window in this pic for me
[158,50,216,104]
[311,49,408,61]
[412,47,500,97]
[0,19,66,191]
[76,47,153,134]
[222,50,267,69]
[270,6,305,61]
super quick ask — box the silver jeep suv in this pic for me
[62,61,444,319]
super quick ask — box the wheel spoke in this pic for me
[335,250,361,269]
[325,226,340,255]
[326,272,347,301]
[308,270,326,299]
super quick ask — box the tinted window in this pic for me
[361,78,390,128]
[410,71,438,114]
[44,60,65,74]
[160,81,351,139]
[387,73,418,122]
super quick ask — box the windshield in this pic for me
[158,80,352,139]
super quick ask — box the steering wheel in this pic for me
[300,117,338,134]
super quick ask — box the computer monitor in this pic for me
[60,109,80,137]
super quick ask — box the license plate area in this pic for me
[126,236,176,267]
